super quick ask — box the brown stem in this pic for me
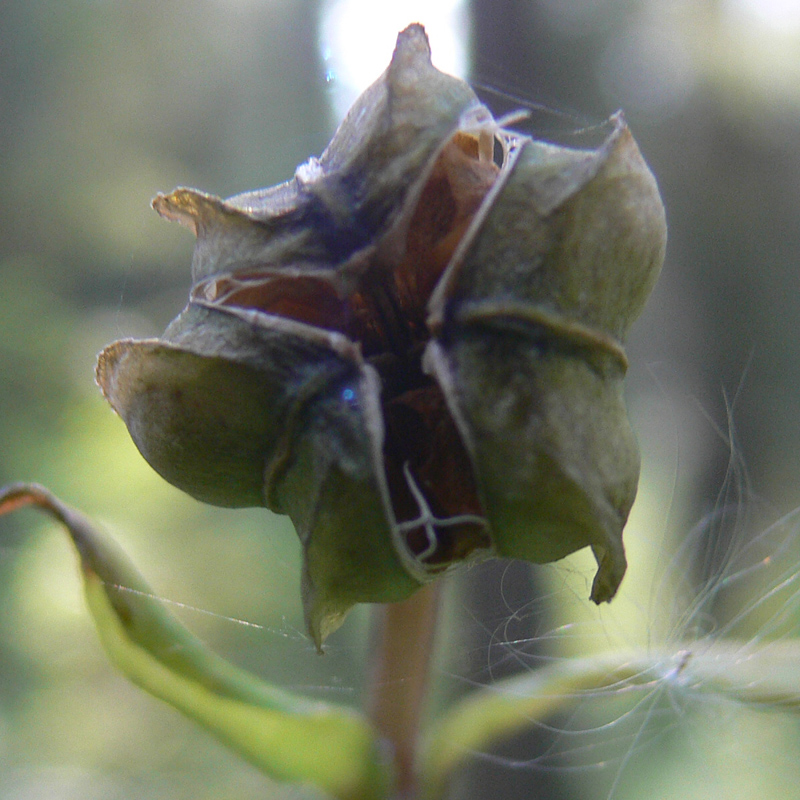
[367,581,442,799]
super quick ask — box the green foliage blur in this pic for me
[1,1,800,799]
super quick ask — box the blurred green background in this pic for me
[1,1,800,798]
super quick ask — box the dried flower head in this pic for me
[97,24,666,646]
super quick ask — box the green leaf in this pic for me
[0,483,391,800]
[420,641,800,800]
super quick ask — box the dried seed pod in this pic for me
[97,24,666,646]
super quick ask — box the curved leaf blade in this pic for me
[420,642,800,799]
[0,484,391,800]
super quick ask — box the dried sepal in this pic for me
[427,114,666,602]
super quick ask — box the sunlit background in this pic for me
[2,0,800,798]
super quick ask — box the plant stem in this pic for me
[367,582,442,799]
